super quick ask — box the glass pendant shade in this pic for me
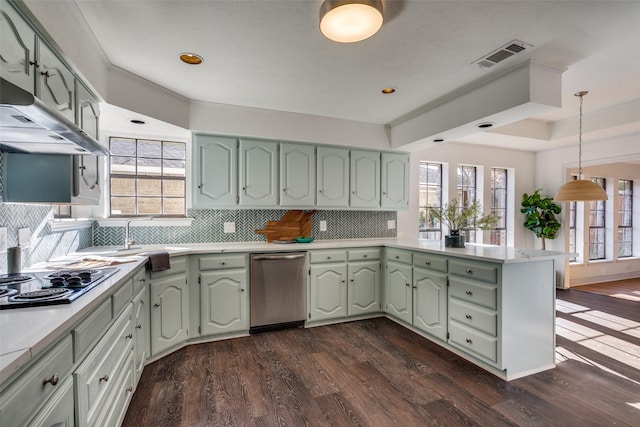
[320,0,384,43]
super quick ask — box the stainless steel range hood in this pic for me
[0,78,109,155]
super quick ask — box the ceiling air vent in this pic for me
[472,40,532,69]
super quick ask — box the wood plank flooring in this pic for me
[572,277,640,302]
[123,290,640,426]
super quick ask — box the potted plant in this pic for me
[427,199,500,247]
[520,189,562,250]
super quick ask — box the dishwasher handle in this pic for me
[252,253,305,261]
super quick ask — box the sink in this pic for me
[85,246,190,257]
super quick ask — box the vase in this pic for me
[445,229,465,248]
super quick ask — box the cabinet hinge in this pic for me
[198,326,201,334]
[198,275,201,284]
[446,277,450,287]
[308,268,311,276]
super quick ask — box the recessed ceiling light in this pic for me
[477,122,495,129]
[381,87,396,94]
[130,119,146,125]
[179,53,203,65]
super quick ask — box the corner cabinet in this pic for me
[280,142,316,207]
[239,139,279,206]
[381,152,410,209]
[193,134,238,207]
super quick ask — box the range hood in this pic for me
[0,78,108,155]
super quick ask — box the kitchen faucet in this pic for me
[124,217,154,250]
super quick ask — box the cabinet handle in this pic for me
[465,290,473,296]
[40,70,50,78]
[425,261,431,265]
[125,333,133,339]
[99,374,109,383]
[405,283,410,287]
[465,314,472,320]
[136,324,142,329]
[412,285,417,289]
[341,279,346,283]
[363,254,368,258]
[465,269,473,274]
[126,387,133,393]
[242,186,247,191]
[140,278,146,282]
[197,184,202,189]
[154,303,160,307]
[382,192,387,195]
[221,262,226,265]
[327,256,331,259]
[241,288,245,292]
[395,255,399,259]
[283,188,287,192]
[466,338,473,344]
[350,279,354,282]
[29,60,38,67]
[42,374,59,386]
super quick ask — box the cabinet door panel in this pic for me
[0,1,36,92]
[350,150,380,208]
[132,286,148,384]
[381,152,409,209]
[348,261,380,315]
[194,135,238,206]
[280,142,315,206]
[317,147,349,207]
[150,274,189,355]
[37,39,74,122]
[200,270,248,335]
[384,261,412,323]
[309,264,347,320]
[239,139,278,206]
[413,267,447,341]
[75,80,100,139]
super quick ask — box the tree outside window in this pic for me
[418,162,443,240]
[490,168,507,245]
[457,165,477,242]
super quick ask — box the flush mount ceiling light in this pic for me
[554,91,608,202]
[319,0,384,43]
[179,52,203,65]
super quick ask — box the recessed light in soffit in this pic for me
[179,53,203,65]
[381,87,396,94]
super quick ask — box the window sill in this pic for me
[96,217,194,227]
[49,219,94,231]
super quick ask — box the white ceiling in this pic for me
[72,0,640,151]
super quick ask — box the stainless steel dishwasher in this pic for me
[250,252,307,333]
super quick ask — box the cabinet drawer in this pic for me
[449,260,498,284]
[310,250,346,264]
[27,375,74,427]
[75,305,133,427]
[449,321,498,364]
[73,298,112,362]
[97,350,134,427]
[449,299,497,336]
[149,256,187,279]
[412,253,447,273]
[132,267,147,294]
[0,335,73,427]
[348,248,380,261]
[199,254,247,270]
[112,278,133,317]
[385,248,412,264]
[449,278,497,310]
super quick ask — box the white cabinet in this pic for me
[317,146,350,207]
[350,149,380,208]
[239,139,279,206]
[193,134,238,207]
[381,152,410,209]
[280,142,316,207]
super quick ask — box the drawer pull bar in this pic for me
[465,290,473,295]
[465,314,472,319]
[466,338,473,344]
[42,374,59,386]
[99,374,109,383]
[154,303,160,307]
[466,269,473,274]
[125,333,133,339]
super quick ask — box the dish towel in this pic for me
[147,251,171,272]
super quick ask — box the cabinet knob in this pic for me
[382,192,387,195]
[327,256,331,259]
[29,60,38,67]
[221,262,226,265]
[283,188,287,192]
[40,70,50,78]
[412,285,417,289]
[140,278,146,282]
[126,387,133,393]
[242,186,247,191]
[241,288,245,292]
[341,279,346,283]
[425,261,431,265]
[395,255,399,259]
[352,191,355,194]
[154,303,160,307]
[42,374,59,386]
[465,269,473,274]
[99,374,109,383]
[197,184,202,189]
[465,314,472,320]
[136,324,142,329]
[465,290,473,296]
[125,333,133,339]
[350,279,354,282]
[465,338,473,344]
[405,283,410,287]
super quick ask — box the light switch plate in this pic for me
[0,228,7,253]
[387,220,396,229]
[18,227,31,247]
[320,220,327,232]
[223,222,236,233]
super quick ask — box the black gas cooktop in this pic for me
[0,268,118,310]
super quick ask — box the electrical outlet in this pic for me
[18,228,31,247]
[0,228,7,253]
[223,222,236,233]
[320,220,327,232]
[387,220,396,230]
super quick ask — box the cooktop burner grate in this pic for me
[0,288,18,298]
[0,276,34,285]
[10,287,73,301]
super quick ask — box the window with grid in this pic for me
[109,137,186,217]
[490,168,507,245]
[418,162,443,240]
[618,179,633,258]
[568,175,578,261]
[457,165,477,242]
[588,177,606,260]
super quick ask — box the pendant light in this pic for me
[319,0,384,43]
[554,91,608,202]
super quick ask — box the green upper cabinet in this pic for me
[0,0,36,92]
[317,146,349,207]
[75,80,100,140]
[280,142,316,207]
[239,138,279,206]
[37,39,75,122]
[350,149,380,208]
[381,152,410,209]
[193,134,238,207]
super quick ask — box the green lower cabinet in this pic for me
[384,261,413,324]
[27,376,74,427]
[309,263,348,321]
[132,286,148,385]
[150,273,189,356]
[412,267,448,341]
[348,261,380,315]
[200,270,248,335]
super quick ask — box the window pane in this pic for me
[110,156,136,175]
[137,178,162,196]
[163,198,185,215]
[137,157,162,176]
[163,159,186,177]
[164,180,185,197]
[110,138,136,156]
[137,197,162,215]
[138,140,162,158]
[111,178,135,196]
[164,141,186,160]
[111,197,135,215]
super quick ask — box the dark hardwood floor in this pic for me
[123,290,640,426]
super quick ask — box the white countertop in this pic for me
[0,238,568,383]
